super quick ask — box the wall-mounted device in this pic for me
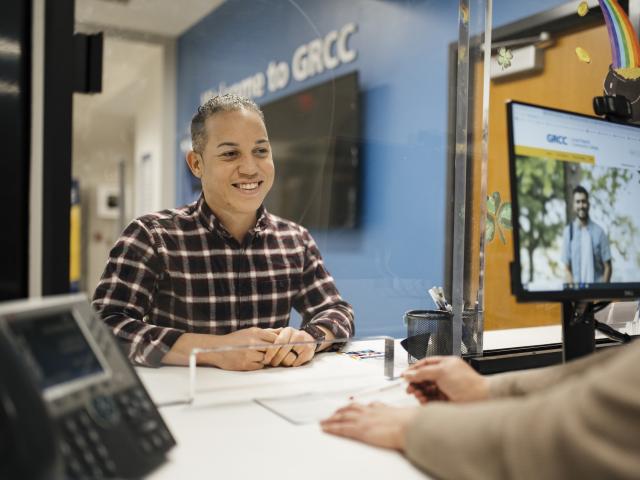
[96,184,120,220]
[0,294,175,479]
[73,32,103,94]
[260,71,361,229]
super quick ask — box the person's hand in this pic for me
[209,327,281,371]
[320,402,418,451]
[402,356,489,404]
[405,380,448,403]
[263,327,316,367]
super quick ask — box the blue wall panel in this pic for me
[176,0,572,337]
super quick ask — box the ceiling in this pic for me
[74,0,225,129]
[74,36,162,137]
[75,0,225,37]
[73,1,226,156]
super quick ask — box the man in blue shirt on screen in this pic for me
[561,185,612,284]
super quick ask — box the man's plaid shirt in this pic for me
[92,196,354,367]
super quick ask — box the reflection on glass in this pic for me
[182,336,402,423]
[73,0,494,358]
[262,72,360,229]
[478,1,638,333]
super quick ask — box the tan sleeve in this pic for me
[404,343,640,480]
[487,345,622,398]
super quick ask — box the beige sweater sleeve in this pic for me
[487,345,622,398]
[404,342,640,480]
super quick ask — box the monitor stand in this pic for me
[561,301,596,362]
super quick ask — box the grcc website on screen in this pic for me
[511,103,640,292]
[513,105,640,171]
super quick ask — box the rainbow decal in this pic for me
[598,0,640,69]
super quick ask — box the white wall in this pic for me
[71,35,175,296]
[133,46,164,216]
[72,110,135,295]
[133,41,176,216]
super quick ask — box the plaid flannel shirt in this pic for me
[92,196,354,367]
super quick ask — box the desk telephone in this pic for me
[0,294,175,479]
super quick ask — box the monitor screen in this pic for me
[508,101,640,301]
[8,310,107,392]
[261,71,360,229]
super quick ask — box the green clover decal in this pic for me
[486,191,512,244]
[497,47,513,70]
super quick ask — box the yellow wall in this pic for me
[476,24,611,329]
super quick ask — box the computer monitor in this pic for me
[507,100,640,303]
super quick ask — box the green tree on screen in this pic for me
[516,156,565,283]
[580,167,638,262]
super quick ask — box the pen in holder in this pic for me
[403,309,481,363]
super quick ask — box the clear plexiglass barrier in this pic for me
[152,336,421,424]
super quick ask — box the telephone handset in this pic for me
[0,327,61,480]
[0,294,175,479]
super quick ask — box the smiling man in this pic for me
[561,185,612,285]
[93,94,354,370]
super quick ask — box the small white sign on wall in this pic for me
[96,185,120,220]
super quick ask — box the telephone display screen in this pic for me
[9,311,105,391]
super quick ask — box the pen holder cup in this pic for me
[403,309,482,364]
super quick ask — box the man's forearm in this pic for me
[97,312,183,367]
[565,264,573,283]
[316,325,335,351]
[306,303,355,341]
[603,261,612,282]
[162,332,226,367]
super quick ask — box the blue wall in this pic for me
[176,0,571,337]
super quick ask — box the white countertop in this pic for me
[137,327,568,479]
[483,324,562,350]
[139,339,425,479]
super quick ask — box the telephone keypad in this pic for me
[115,386,173,454]
[90,394,119,425]
[60,386,173,479]
[61,408,113,479]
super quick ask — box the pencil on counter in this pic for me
[348,378,405,401]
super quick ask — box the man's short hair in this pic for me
[190,94,264,154]
[572,185,589,200]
